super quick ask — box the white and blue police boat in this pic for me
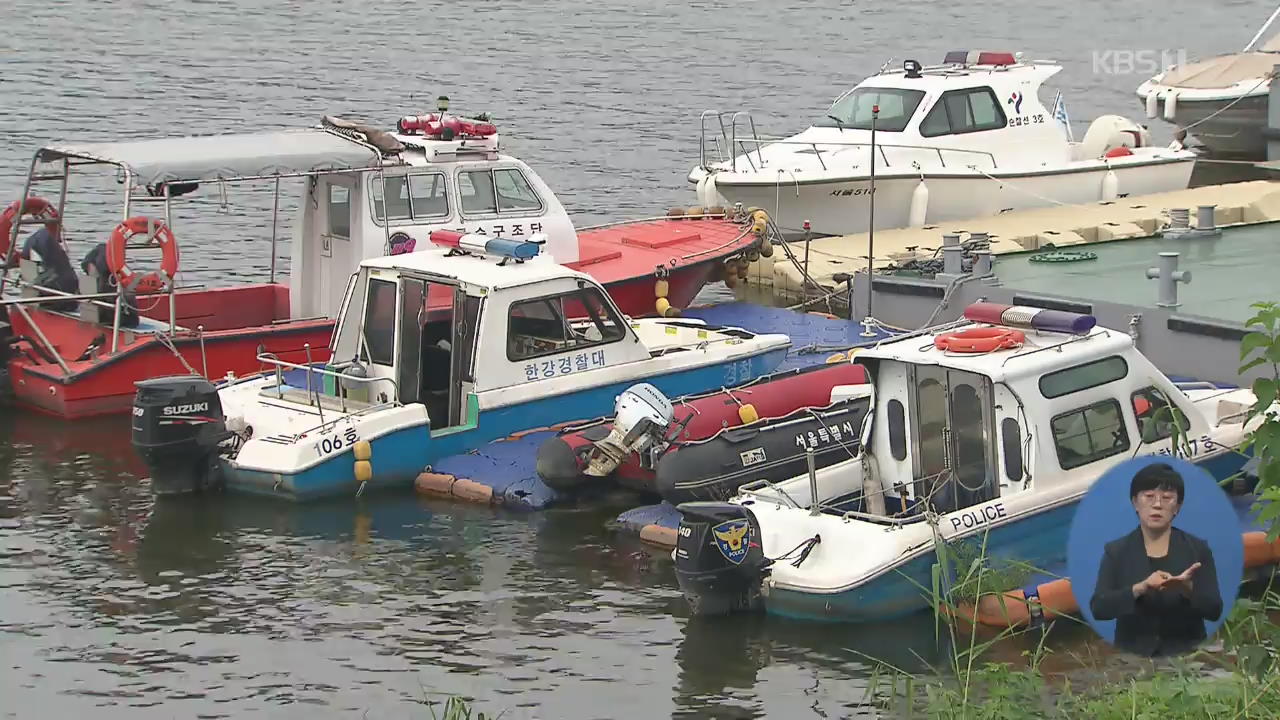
[131,231,790,501]
[674,302,1261,621]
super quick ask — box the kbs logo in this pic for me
[162,402,210,416]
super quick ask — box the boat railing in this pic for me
[254,350,402,423]
[712,136,1000,173]
[698,110,767,173]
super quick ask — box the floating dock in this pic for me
[747,179,1280,305]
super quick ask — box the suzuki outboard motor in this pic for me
[674,501,770,616]
[131,376,230,495]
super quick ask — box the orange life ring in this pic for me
[0,196,60,260]
[934,327,1025,353]
[107,216,180,293]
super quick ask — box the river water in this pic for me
[0,1,1270,717]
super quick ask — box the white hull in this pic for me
[1137,84,1269,159]
[698,159,1195,237]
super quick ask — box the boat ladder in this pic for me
[698,110,767,173]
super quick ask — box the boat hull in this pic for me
[221,346,791,502]
[4,284,335,420]
[702,159,1196,237]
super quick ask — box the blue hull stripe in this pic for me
[226,348,789,501]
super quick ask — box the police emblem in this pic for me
[711,518,752,565]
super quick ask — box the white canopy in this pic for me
[38,128,387,186]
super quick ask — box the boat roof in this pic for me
[855,56,1062,92]
[859,322,1134,385]
[36,128,393,186]
[361,244,595,291]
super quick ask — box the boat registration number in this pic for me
[1007,114,1045,127]
[314,425,360,458]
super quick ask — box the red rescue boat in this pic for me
[2,109,771,420]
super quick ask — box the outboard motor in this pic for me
[674,501,770,616]
[131,376,230,495]
[584,383,675,476]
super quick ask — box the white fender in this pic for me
[1145,90,1159,119]
[1163,92,1178,122]
[705,173,728,208]
[1101,167,1119,202]
[695,175,710,207]
[908,179,929,227]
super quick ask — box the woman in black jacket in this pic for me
[1089,462,1223,657]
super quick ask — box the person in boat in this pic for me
[80,243,140,328]
[1089,462,1223,657]
[6,226,78,312]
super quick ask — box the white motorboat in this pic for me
[691,51,1196,237]
[1136,5,1280,159]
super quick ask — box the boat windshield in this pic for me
[816,87,926,132]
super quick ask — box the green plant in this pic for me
[422,695,495,720]
[1240,301,1280,539]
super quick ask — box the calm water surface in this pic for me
[0,1,1268,717]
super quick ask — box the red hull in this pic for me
[4,215,758,420]
[5,284,334,420]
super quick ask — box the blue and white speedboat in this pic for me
[673,302,1260,621]
[131,232,789,501]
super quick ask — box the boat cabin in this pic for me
[702,51,1158,177]
[316,233,648,433]
[851,303,1223,518]
[293,114,579,320]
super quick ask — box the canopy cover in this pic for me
[38,128,385,186]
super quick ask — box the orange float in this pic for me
[934,326,1026,353]
[0,196,60,260]
[106,216,180,293]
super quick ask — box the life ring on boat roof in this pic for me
[106,216,180,293]
[934,326,1025,353]
[0,196,60,260]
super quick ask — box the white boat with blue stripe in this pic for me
[130,231,789,501]
[674,302,1261,622]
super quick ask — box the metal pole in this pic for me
[802,219,812,290]
[12,304,71,375]
[270,175,280,284]
[1244,3,1280,52]
[861,106,879,337]
[807,448,820,516]
[1,154,42,295]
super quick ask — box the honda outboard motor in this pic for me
[131,376,230,495]
[674,501,770,616]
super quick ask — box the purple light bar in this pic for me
[962,302,1096,335]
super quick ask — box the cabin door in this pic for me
[316,177,357,318]
[910,366,997,514]
[396,276,472,432]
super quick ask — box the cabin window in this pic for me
[816,87,925,133]
[1038,355,1129,399]
[1051,399,1130,470]
[507,286,626,363]
[887,399,907,460]
[494,169,543,212]
[950,382,991,495]
[371,173,450,223]
[327,184,351,238]
[362,278,398,366]
[459,168,545,217]
[918,88,1007,137]
[1132,386,1189,444]
[1001,417,1024,481]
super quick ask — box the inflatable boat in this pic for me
[535,361,870,498]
